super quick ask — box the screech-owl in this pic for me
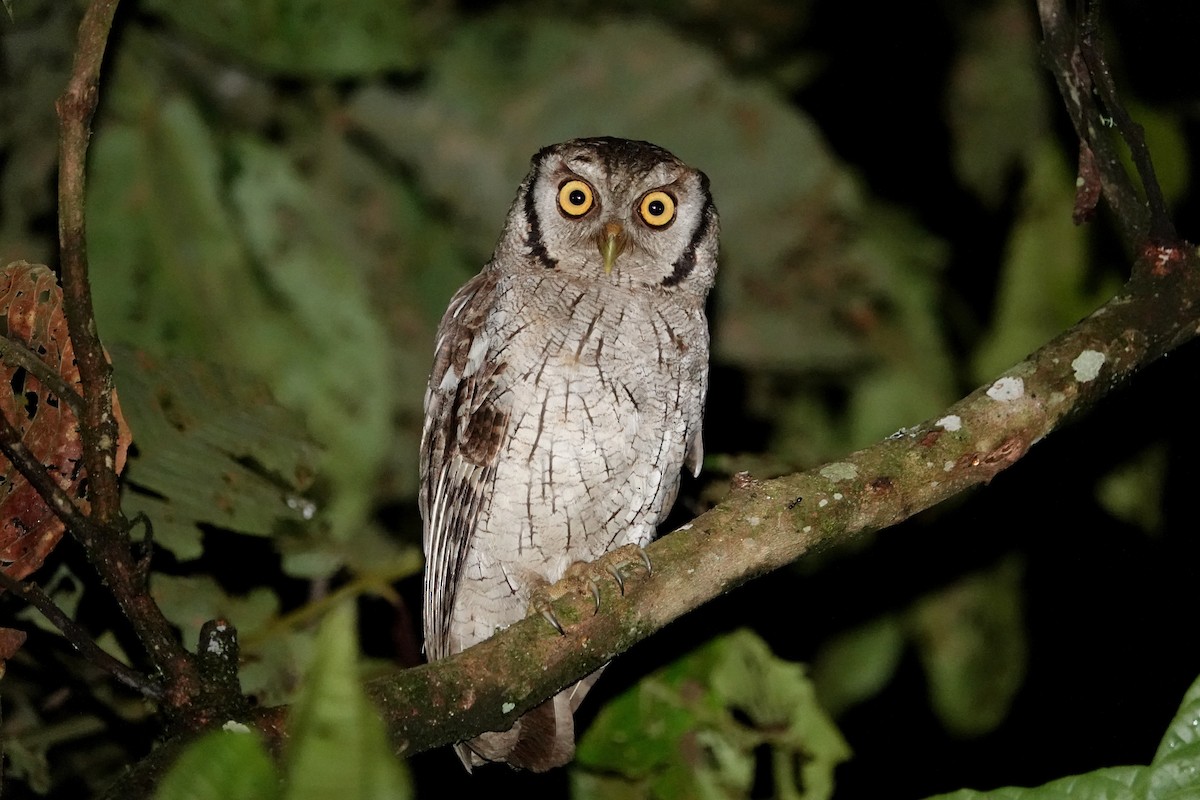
[420,137,719,771]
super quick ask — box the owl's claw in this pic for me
[605,563,626,595]
[587,578,601,615]
[531,591,566,635]
[637,547,653,576]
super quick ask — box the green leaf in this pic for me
[283,602,411,800]
[226,138,398,548]
[972,143,1119,381]
[139,0,424,77]
[945,0,1049,206]
[910,557,1027,737]
[155,728,280,800]
[811,614,905,717]
[111,346,320,562]
[926,767,1143,800]
[1145,673,1200,799]
[91,55,401,557]
[575,629,849,800]
[1096,445,1167,535]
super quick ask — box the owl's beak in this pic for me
[597,221,627,275]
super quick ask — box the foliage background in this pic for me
[2,0,1200,797]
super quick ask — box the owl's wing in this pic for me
[419,270,511,659]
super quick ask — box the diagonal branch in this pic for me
[0,571,163,698]
[355,237,1200,755]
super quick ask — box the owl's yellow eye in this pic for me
[557,180,595,217]
[638,191,676,227]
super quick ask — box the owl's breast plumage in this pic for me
[443,272,706,651]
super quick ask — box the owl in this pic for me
[420,137,719,771]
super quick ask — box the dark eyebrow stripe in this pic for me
[661,187,713,287]
[523,159,559,270]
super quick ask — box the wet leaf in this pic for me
[0,262,130,580]
[89,68,401,554]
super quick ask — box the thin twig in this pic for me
[50,0,204,715]
[0,571,164,698]
[0,411,104,547]
[55,0,123,527]
[0,335,84,418]
[1077,2,1177,244]
[1036,0,1150,247]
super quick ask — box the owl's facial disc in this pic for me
[597,221,627,274]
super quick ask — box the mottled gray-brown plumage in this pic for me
[420,137,719,771]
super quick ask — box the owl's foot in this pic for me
[531,591,566,635]
[599,544,654,596]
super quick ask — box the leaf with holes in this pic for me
[0,261,130,580]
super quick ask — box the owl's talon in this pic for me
[540,605,566,636]
[587,578,601,614]
[606,563,626,595]
[637,547,653,576]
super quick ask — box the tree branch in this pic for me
[354,236,1199,754]
[0,571,163,698]
[49,0,204,716]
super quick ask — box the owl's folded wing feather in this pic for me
[419,271,511,659]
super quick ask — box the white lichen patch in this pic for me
[746,516,761,527]
[1071,350,1105,382]
[944,461,955,472]
[832,493,843,501]
[820,462,859,481]
[222,720,252,734]
[802,525,812,533]
[502,702,516,714]
[936,415,962,432]
[987,376,1025,402]
[818,498,829,508]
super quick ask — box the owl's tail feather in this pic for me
[454,667,606,772]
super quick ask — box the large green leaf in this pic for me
[155,728,280,800]
[925,672,1200,800]
[140,0,424,77]
[927,768,1143,800]
[89,46,404,558]
[283,602,411,800]
[574,628,849,800]
[112,346,319,562]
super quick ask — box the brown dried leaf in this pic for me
[0,626,28,677]
[0,261,130,580]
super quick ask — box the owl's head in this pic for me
[495,137,719,297]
